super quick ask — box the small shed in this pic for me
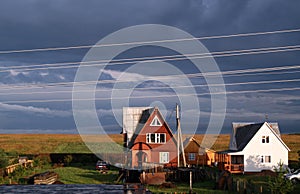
[19,156,28,164]
[182,137,216,167]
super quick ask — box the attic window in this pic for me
[150,115,162,126]
[262,136,269,143]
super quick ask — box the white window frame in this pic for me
[159,152,169,163]
[146,133,166,144]
[262,136,270,143]
[265,155,271,163]
[261,155,264,163]
[150,115,162,126]
[188,153,196,161]
[261,155,271,163]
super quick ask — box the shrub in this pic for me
[0,149,9,168]
[63,155,73,166]
[268,162,294,194]
[34,154,51,167]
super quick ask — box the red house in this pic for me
[123,107,177,169]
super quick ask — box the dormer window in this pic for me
[150,115,162,126]
[262,136,269,143]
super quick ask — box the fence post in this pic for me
[189,170,192,193]
[260,185,263,193]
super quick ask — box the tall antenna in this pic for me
[265,113,269,122]
[176,104,186,167]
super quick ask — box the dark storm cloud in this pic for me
[0,0,179,50]
[0,0,299,60]
[0,0,300,133]
[0,0,299,69]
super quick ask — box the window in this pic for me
[188,153,196,161]
[159,152,169,163]
[262,136,269,143]
[150,116,162,126]
[150,134,155,143]
[265,156,271,163]
[146,133,166,143]
[261,155,271,163]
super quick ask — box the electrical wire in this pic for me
[0,28,299,54]
[0,78,299,96]
[0,63,300,91]
[1,86,300,104]
[1,44,300,73]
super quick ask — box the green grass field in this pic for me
[52,166,119,184]
[1,159,299,193]
[0,133,299,161]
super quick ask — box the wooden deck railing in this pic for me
[225,164,244,173]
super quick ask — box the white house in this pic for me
[217,122,290,173]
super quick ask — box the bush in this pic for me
[268,162,294,194]
[34,155,51,167]
[298,150,300,167]
[0,149,9,168]
[63,155,73,166]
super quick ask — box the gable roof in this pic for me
[183,137,215,153]
[267,122,281,137]
[232,122,281,139]
[231,122,290,152]
[234,123,264,151]
[183,137,200,148]
[265,122,290,151]
[127,107,175,148]
[133,107,155,134]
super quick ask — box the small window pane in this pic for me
[160,134,166,143]
[146,134,150,143]
[261,155,264,163]
[262,136,265,143]
[156,133,160,143]
[265,156,271,163]
[150,116,162,126]
[188,153,196,161]
[160,152,169,163]
[151,134,155,143]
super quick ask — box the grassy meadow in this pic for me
[0,133,299,161]
[0,134,300,161]
[0,133,299,193]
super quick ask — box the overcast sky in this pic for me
[0,0,300,134]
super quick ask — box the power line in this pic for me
[0,28,300,54]
[1,86,300,104]
[1,44,300,73]
[0,78,299,96]
[222,69,300,78]
[1,64,300,91]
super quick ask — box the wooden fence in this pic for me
[234,179,269,194]
[5,160,34,175]
[205,167,270,193]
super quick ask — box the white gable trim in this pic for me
[150,115,162,126]
[264,122,290,151]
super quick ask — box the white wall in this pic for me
[242,123,289,172]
